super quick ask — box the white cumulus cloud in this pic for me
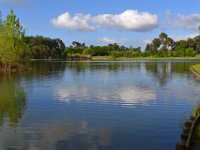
[99,37,137,46]
[92,9,158,32]
[172,34,198,41]
[167,13,200,30]
[51,10,159,32]
[99,37,116,43]
[50,12,96,32]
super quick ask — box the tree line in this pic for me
[24,36,65,59]
[0,10,200,70]
[65,32,200,59]
[144,32,200,57]
[24,31,200,60]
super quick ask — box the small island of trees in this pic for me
[0,10,200,72]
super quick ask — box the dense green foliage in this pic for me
[144,32,200,57]
[65,41,142,59]
[24,36,65,59]
[0,10,25,69]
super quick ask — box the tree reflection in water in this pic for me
[0,75,26,128]
[145,61,197,86]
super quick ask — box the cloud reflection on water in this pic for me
[0,120,112,150]
[55,85,156,107]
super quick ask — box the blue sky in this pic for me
[0,0,200,48]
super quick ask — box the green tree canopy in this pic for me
[24,36,65,59]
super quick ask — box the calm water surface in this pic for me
[1,60,200,150]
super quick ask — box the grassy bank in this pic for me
[192,64,200,73]
[92,55,200,61]
[191,64,200,74]
[190,64,200,79]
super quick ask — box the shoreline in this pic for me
[29,56,200,62]
[91,56,200,61]
[190,64,200,80]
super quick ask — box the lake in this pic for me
[0,60,200,150]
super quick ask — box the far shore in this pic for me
[91,55,200,61]
[30,55,200,62]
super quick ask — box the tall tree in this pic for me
[159,32,168,51]
[152,38,161,54]
[0,10,25,68]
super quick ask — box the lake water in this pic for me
[1,60,200,150]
